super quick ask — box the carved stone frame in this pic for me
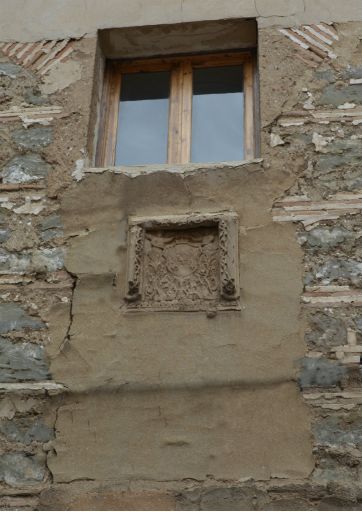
[125,212,240,311]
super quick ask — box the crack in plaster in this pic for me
[52,271,78,358]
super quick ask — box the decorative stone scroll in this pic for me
[125,213,240,312]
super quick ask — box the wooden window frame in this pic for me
[96,51,256,167]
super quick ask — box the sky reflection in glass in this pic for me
[191,65,244,163]
[115,71,170,165]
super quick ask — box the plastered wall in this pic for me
[1,2,362,510]
[2,0,362,40]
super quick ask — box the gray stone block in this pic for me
[0,337,49,382]
[317,84,362,106]
[0,452,45,486]
[314,415,362,448]
[0,304,44,334]
[0,228,10,243]
[12,127,53,150]
[32,248,64,272]
[299,357,346,389]
[41,215,62,231]
[0,249,31,275]
[0,63,22,79]
[316,142,362,172]
[306,313,347,349]
[315,259,362,286]
[342,66,362,80]
[0,417,53,445]
[265,498,313,510]
[304,227,351,249]
[354,317,362,333]
[41,228,62,241]
[1,154,50,183]
[24,88,48,106]
[314,69,336,83]
[0,248,63,275]
[200,486,267,511]
[40,215,63,241]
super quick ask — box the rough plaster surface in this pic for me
[50,163,305,391]
[2,0,362,41]
[45,160,313,483]
[49,384,313,482]
[40,60,82,95]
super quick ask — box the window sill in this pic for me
[82,158,263,180]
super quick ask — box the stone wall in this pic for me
[265,21,362,510]
[0,37,96,509]
[1,13,362,512]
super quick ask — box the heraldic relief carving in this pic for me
[125,213,240,312]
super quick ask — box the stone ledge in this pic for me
[0,382,67,395]
[82,158,263,180]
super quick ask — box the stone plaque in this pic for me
[125,213,240,311]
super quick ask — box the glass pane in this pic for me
[115,71,170,165]
[191,65,244,163]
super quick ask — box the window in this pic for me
[96,52,256,166]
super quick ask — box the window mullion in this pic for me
[168,63,183,164]
[243,59,254,160]
[180,60,192,164]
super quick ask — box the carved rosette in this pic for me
[125,213,240,311]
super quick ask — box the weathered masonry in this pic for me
[1,1,362,510]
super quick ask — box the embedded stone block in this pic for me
[0,337,49,382]
[12,127,53,150]
[0,452,46,487]
[125,213,240,311]
[0,304,44,334]
[1,154,50,183]
[0,417,53,445]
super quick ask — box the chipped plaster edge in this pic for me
[82,158,264,179]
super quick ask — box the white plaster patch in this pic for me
[40,59,81,95]
[20,116,52,128]
[14,202,45,215]
[303,91,315,110]
[0,398,16,420]
[5,194,47,215]
[270,133,285,147]
[312,132,334,153]
[72,158,85,181]
[0,382,66,394]
[2,168,35,184]
[0,196,15,210]
[337,102,356,109]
